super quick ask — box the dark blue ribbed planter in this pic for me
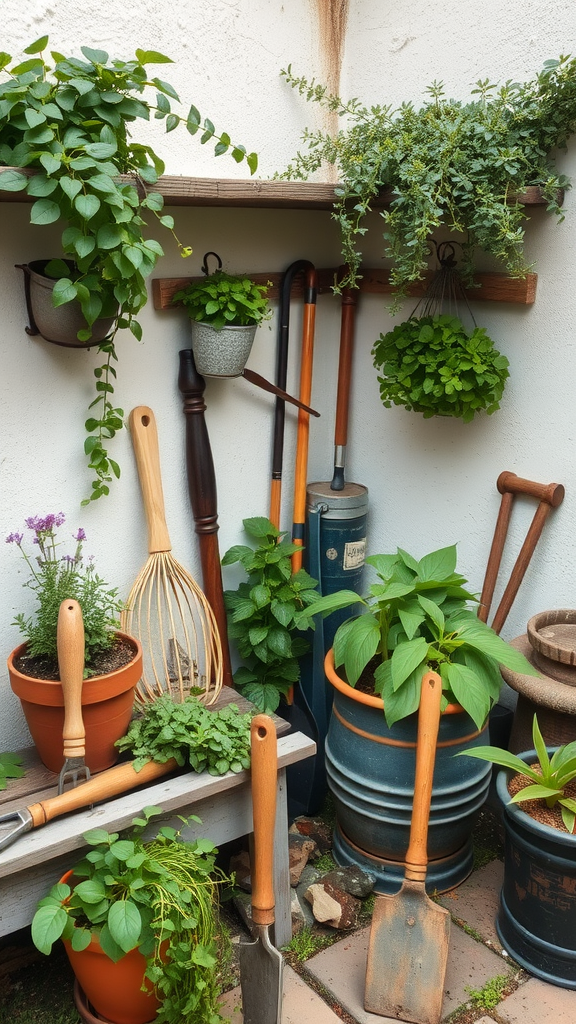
[496,751,576,989]
[325,650,491,894]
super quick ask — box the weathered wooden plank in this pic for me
[0,167,561,210]
[155,268,537,310]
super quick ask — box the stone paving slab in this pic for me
[438,859,504,952]
[497,976,576,1023]
[304,921,512,1023]
[219,964,343,1023]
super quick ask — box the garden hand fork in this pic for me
[57,599,90,794]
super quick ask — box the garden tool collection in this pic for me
[0,757,178,852]
[364,672,450,1024]
[479,470,565,635]
[290,264,318,573]
[57,599,90,794]
[122,405,223,704]
[239,714,283,1024]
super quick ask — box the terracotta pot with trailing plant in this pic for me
[174,271,271,378]
[461,715,576,989]
[31,807,230,1024]
[297,543,538,893]
[0,38,257,503]
[6,513,141,773]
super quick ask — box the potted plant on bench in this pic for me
[31,805,231,1024]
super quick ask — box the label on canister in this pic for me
[343,538,366,570]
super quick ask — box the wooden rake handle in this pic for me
[27,758,178,828]
[405,672,443,884]
[250,714,277,927]
[57,600,86,760]
[129,406,172,554]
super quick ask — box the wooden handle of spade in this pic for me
[58,600,86,760]
[129,406,172,554]
[250,715,277,926]
[404,672,443,883]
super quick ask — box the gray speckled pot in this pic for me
[190,321,257,377]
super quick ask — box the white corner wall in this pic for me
[1,1,575,750]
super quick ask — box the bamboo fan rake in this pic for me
[122,406,223,705]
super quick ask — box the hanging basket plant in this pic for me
[372,243,509,421]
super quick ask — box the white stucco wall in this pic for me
[1,1,575,750]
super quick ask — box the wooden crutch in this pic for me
[479,471,565,635]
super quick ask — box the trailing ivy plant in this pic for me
[222,517,319,713]
[280,57,576,306]
[0,38,257,502]
[372,314,509,421]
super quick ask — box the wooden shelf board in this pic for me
[0,167,561,210]
[154,268,537,310]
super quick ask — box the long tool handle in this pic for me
[27,758,178,828]
[178,351,234,687]
[331,285,358,491]
[129,407,172,554]
[57,600,86,760]
[292,266,318,572]
[242,368,320,416]
[405,672,443,883]
[250,714,277,927]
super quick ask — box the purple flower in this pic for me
[6,532,23,545]
[25,513,66,533]
[61,555,77,566]
[73,528,87,542]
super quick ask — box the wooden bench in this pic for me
[0,691,315,947]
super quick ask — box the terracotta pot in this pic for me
[324,649,491,894]
[8,633,142,773]
[60,872,159,1024]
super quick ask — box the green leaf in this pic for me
[74,193,101,219]
[336,614,380,685]
[80,46,109,64]
[0,169,29,192]
[74,879,106,904]
[445,663,491,730]
[30,198,61,225]
[107,899,141,952]
[51,278,77,306]
[416,594,445,631]
[390,637,429,690]
[510,784,563,804]
[417,545,457,582]
[27,175,58,197]
[97,224,123,249]
[136,49,174,64]
[24,36,49,54]
[31,904,68,954]
[39,153,61,175]
[381,665,422,727]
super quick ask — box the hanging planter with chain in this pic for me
[372,243,510,422]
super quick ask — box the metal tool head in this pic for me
[0,808,33,851]
[58,758,91,795]
[238,924,284,1024]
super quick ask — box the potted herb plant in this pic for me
[460,715,576,988]
[221,516,319,712]
[296,543,538,893]
[31,806,231,1024]
[372,314,510,421]
[174,271,271,377]
[0,38,258,502]
[280,57,576,305]
[6,513,142,772]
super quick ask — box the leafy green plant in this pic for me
[115,693,252,775]
[280,58,576,305]
[7,512,122,669]
[31,806,231,1024]
[297,544,537,728]
[222,517,319,712]
[466,974,510,1010]
[0,38,257,501]
[174,271,271,330]
[0,751,24,790]
[459,713,576,833]
[372,314,509,421]
[282,926,333,961]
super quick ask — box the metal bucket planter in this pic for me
[190,321,257,377]
[324,649,491,894]
[17,260,116,348]
[496,751,576,988]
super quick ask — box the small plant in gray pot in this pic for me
[174,271,271,377]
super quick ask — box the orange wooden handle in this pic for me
[58,600,86,759]
[250,714,277,926]
[27,758,178,827]
[405,672,443,883]
[497,471,564,508]
[129,406,172,553]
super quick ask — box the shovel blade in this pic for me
[365,882,450,1024]
[239,925,283,1024]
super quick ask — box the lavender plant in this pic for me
[7,512,122,666]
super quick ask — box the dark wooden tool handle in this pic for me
[333,288,357,447]
[490,502,554,636]
[242,368,320,416]
[57,600,86,760]
[178,350,233,687]
[405,672,442,883]
[27,758,178,827]
[250,714,277,927]
[129,406,172,553]
[497,471,565,508]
